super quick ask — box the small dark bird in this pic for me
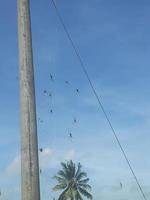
[74,118,77,123]
[50,73,54,81]
[65,81,69,84]
[50,109,53,114]
[43,90,47,94]
[120,182,123,189]
[39,148,43,152]
[38,118,44,123]
[40,169,42,174]
[49,92,52,97]
[69,132,73,139]
[76,89,79,93]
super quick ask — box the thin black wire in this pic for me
[50,1,147,200]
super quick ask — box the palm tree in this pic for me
[53,160,93,200]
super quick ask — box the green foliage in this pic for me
[53,160,93,200]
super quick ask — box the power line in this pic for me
[49,1,148,200]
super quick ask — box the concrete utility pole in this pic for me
[17,0,40,200]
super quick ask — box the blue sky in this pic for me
[1,0,150,199]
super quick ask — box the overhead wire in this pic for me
[49,1,148,200]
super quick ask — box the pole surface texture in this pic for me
[17,0,40,199]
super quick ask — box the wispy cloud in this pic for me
[6,155,20,176]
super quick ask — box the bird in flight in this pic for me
[76,89,79,93]
[49,92,52,97]
[50,109,53,114]
[65,81,69,84]
[74,118,77,123]
[38,118,43,123]
[69,132,73,139]
[50,73,54,81]
[120,182,123,189]
[39,148,43,152]
[43,90,47,94]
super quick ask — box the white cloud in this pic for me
[6,155,20,176]
[64,149,76,161]
[5,148,53,176]
[39,148,54,169]
[5,148,76,176]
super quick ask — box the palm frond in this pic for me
[58,187,69,200]
[67,160,76,178]
[58,170,67,179]
[76,172,87,181]
[78,184,92,191]
[53,183,67,191]
[79,187,92,200]
[75,163,82,178]
[74,190,83,200]
[53,176,66,184]
[62,187,73,200]
[61,162,69,173]
[79,178,89,184]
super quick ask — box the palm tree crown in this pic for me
[53,160,93,200]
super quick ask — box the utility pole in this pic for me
[17,0,40,200]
